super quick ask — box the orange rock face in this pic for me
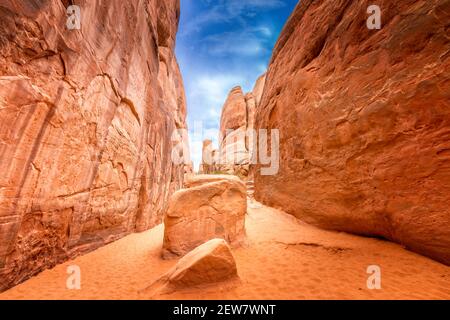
[163,175,246,258]
[220,87,248,139]
[0,0,188,290]
[254,0,450,264]
[217,75,266,177]
[199,139,216,174]
[184,174,243,189]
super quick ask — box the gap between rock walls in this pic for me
[0,0,448,302]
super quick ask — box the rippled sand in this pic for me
[1,203,449,300]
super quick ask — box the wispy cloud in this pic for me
[181,0,286,36]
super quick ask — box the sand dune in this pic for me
[1,203,449,300]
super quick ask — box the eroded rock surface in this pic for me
[0,0,188,291]
[184,174,242,189]
[144,239,238,296]
[213,75,266,177]
[253,0,450,264]
[163,175,246,258]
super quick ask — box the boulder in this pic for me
[163,177,246,258]
[144,239,238,296]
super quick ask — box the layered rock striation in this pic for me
[253,0,450,264]
[0,0,188,290]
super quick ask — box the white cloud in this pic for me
[202,25,273,57]
[181,0,285,36]
[224,0,286,15]
[186,73,248,171]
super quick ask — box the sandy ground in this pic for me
[1,202,449,300]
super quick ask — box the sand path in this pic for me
[1,203,449,300]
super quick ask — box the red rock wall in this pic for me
[0,0,188,290]
[254,0,450,264]
[199,139,215,174]
[217,75,266,177]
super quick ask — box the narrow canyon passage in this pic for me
[0,0,449,303]
[1,203,448,300]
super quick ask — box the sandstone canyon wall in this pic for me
[211,74,266,178]
[199,139,215,174]
[0,0,188,291]
[254,0,450,264]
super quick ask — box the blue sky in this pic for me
[175,0,298,169]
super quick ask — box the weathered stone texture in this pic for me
[163,175,246,258]
[253,0,450,264]
[0,0,188,290]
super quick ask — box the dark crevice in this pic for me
[61,0,74,9]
